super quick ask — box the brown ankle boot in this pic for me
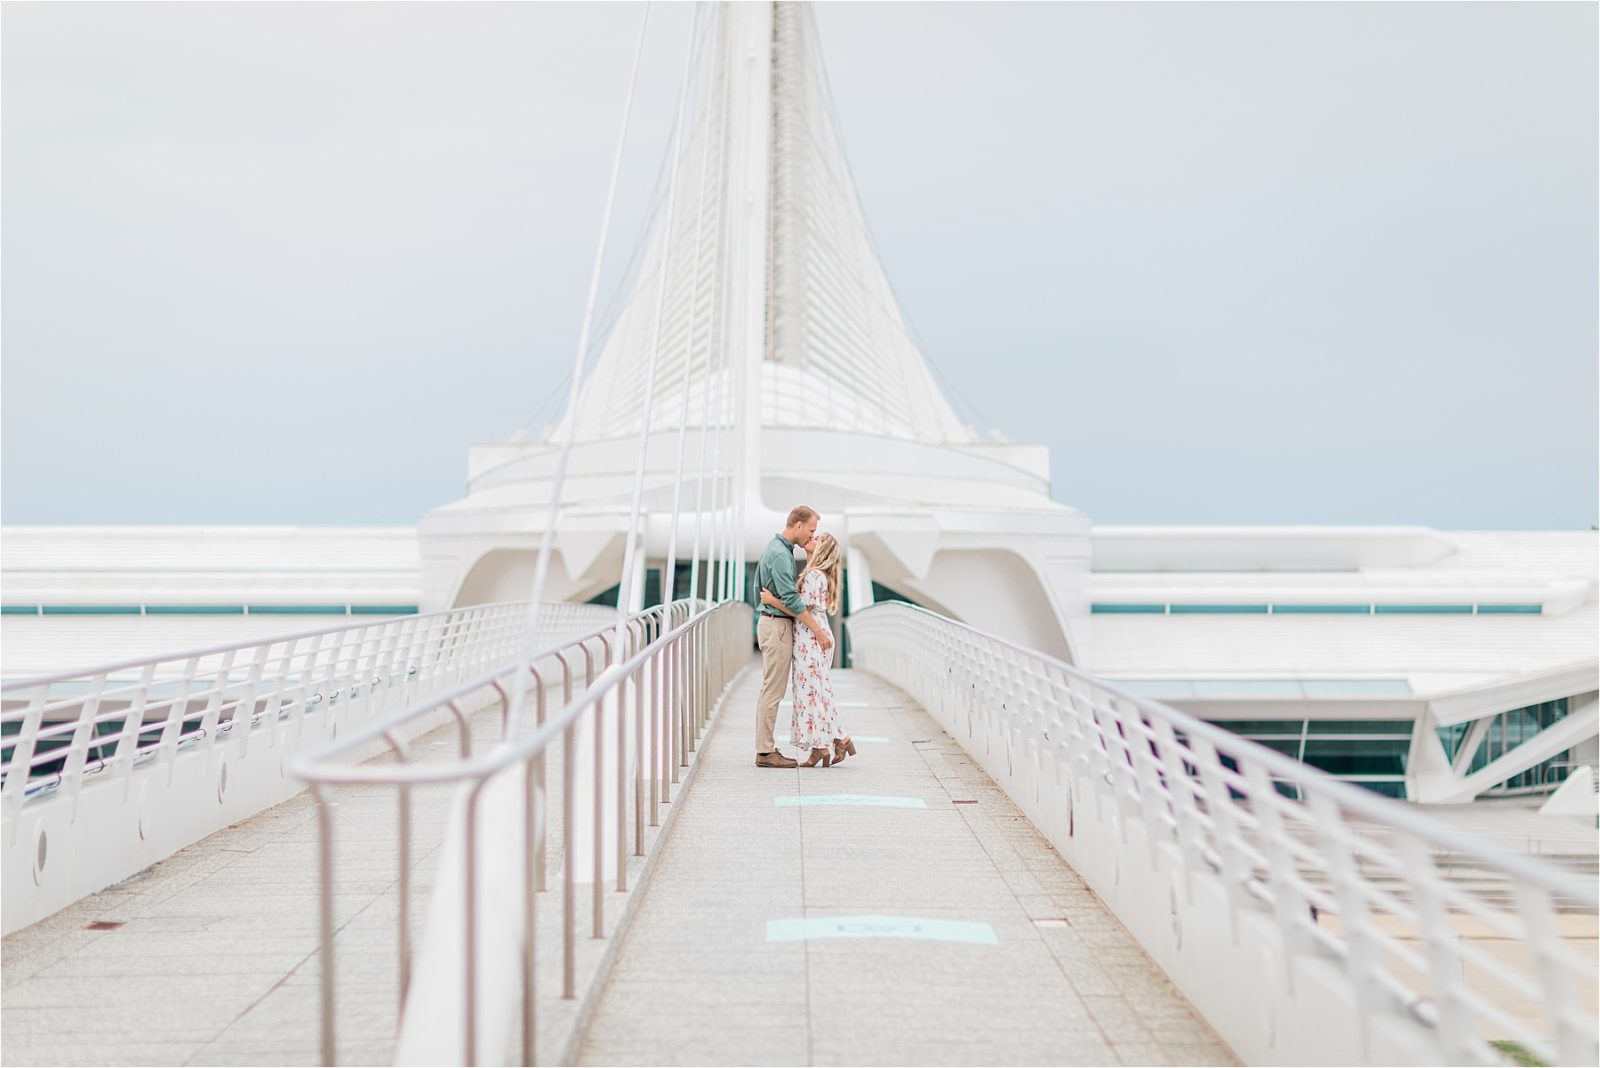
[832,738,848,765]
[801,747,832,767]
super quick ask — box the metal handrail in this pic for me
[847,600,1598,1067]
[291,598,752,1066]
[3,598,560,690]
[295,600,694,779]
[0,600,615,817]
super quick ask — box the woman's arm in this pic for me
[759,587,795,616]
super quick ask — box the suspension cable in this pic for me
[504,4,651,735]
[688,15,731,604]
[611,4,704,651]
[660,7,716,611]
[707,165,736,603]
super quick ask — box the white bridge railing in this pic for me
[293,600,752,1066]
[848,601,1598,1068]
[0,599,616,933]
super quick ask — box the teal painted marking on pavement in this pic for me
[775,733,889,745]
[766,915,997,944]
[774,795,926,809]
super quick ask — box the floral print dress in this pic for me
[789,569,841,755]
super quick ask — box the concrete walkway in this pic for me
[577,669,1236,1067]
[1,691,570,1067]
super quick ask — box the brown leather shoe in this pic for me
[802,747,832,768]
[832,738,849,765]
[756,750,798,768]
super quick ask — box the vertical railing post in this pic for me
[1244,761,1313,988]
[462,781,485,1066]
[1306,790,1386,1058]
[111,664,157,790]
[660,636,673,798]
[1517,881,1591,1066]
[1190,734,1254,941]
[1397,836,1480,1063]
[532,667,548,893]
[670,630,683,782]
[4,687,46,838]
[678,629,689,769]
[648,648,661,827]
[592,692,605,937]
[234,645,270,756]
[616,676,628,892]
[1151,717,1203,904]
[523,757,541,1067]
[633,662,645,855]
[312,784,337,1066]
[61,674,108,818]
[562,720,576,998]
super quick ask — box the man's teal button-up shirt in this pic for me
[756,534,805,618]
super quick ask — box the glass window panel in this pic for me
[1352,780,1408,799]
[1502,707,1540,746]
[1302,738,1409,777]
[42,605,141,615]
[1471,716,1504,770]
[1169,604,1269,614]
[1305,719,1412,736]
[247,605,347,615]
[1373,604,1473,614]
[1436,724,1466,762]
[145,605,245,615]
[1271,604,1371,614]
[1210,719,1304,735]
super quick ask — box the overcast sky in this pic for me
[3,1,1595,529]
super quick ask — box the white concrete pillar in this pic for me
[846,544,874,615]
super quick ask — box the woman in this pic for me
[760,533,855,767]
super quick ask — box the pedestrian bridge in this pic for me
[3,2,1595,1063]
[2,598,1594,1066]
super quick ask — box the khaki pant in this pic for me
[755,614,794,753]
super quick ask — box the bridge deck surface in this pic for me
[577,668,1236,1067]
[0,699,536,1067]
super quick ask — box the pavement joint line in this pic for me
[795,727,816,1068]
[574,671,1236,1066]
[887,694,1132,1056]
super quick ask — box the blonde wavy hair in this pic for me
[798,533,843,615]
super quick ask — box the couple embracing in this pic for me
[753,505,856,769]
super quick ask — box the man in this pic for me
[753,505,832,768]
